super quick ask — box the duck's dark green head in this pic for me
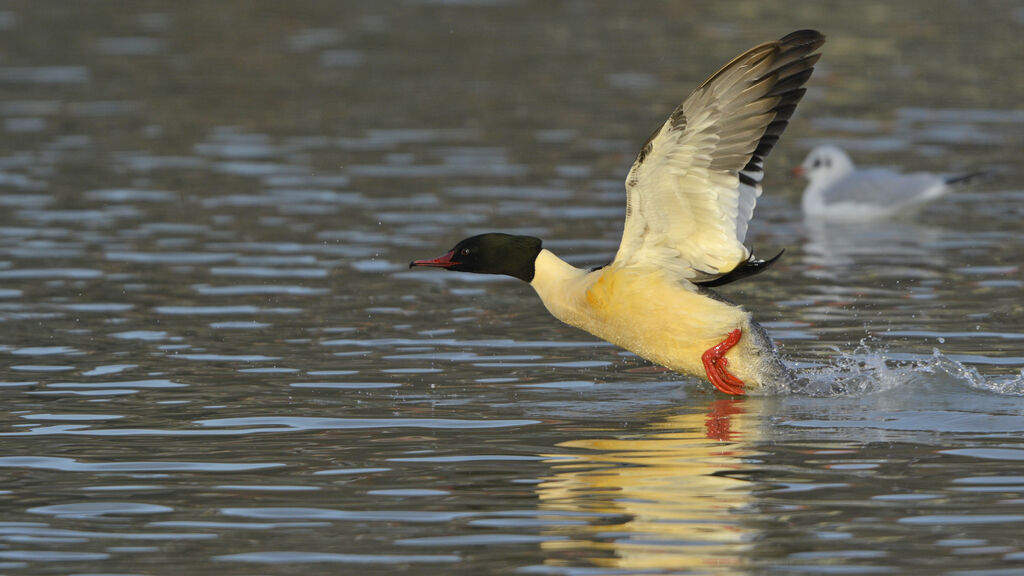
[409,233,543,283]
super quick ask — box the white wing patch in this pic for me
[613,31,824,285]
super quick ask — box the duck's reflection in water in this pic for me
[536,397,762,573]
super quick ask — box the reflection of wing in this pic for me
[825,170,947,208]
[614,30,824,283]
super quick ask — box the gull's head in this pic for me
[409,233,543,283]
[794,145,855,186]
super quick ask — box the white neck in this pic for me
[801,182,827,214]
[802,164,853,215]
[528,249,590,324]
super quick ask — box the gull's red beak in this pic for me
[791,165,805,177]
[409,250,458,269]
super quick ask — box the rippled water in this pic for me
[0,2,1022,574]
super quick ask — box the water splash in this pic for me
[920,350,1024,396]
[778,340,1023,397]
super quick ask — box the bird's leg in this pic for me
[701,328,745,395]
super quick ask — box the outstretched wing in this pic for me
[613,30,825,284]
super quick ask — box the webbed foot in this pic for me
[701,328,745,395]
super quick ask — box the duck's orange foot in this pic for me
[701,328,745,395]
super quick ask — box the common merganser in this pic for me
[796,145,984,220]
[411,30,826,395]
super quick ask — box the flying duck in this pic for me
[796,145,984,220]
[411,30,826,395]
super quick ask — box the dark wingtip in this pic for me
[738,30,826,185]
[943,170,988,186]
[779,29,826,48]
[695,249,785,288]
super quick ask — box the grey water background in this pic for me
[0,1,1022,574]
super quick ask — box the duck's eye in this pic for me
[461,248,472,256]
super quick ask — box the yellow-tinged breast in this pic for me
[531,250,776,387]
[584,271,615,311]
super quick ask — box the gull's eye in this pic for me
[461,248,472,256]
[812,158,821,168]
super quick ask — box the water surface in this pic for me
[0,1,1022,574]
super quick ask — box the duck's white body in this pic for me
[412,31,825,394]
[530,250,786,388]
